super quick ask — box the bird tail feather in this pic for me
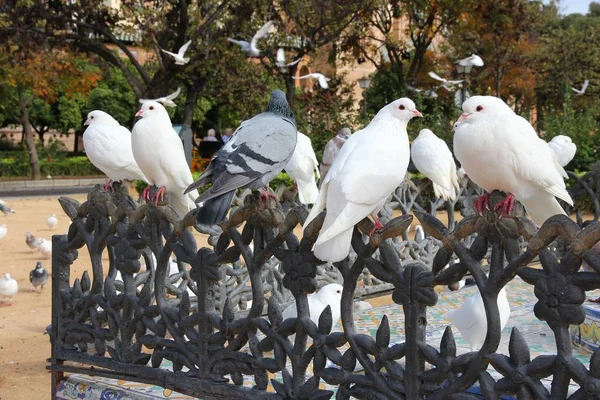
[313,227,353,263]
[196,191,235,225]
[521,193,568,227]
[169,192,197,218]
[297,178,319,205]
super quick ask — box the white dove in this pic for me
[453,96,573,226]
[227,20,273,57]
[456,54,484,67]
[285,132,320,204]
[139,87,182,108]
[295,73,331,89]
[282,284,343,328]
[276,48,301,70]
[571,79,589,95]
[36,238,52,259]
[548,135,577,167]
[0,224,6,240]
[379,44,391,64]
[132,101,198,217]
[411,129,460,201]
[405,84,438,99]
[160,40,192,65]
[305,98,422,262]
[84,110,148,191]
[46,214,58,230]
[428,71,464,88]
[0,273,18,305]
[444,285,510,351]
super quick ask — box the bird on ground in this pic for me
[453,96,573,226]
[29,262,48,293]
[132,101,198,217]
[25,232,37,251]
[305,98,422,262]
[0,200,15,216]
[139,87,182,108]
[227,21,273,57]
[295,73,331,89]
[185,90,297,225]
[282,283,344,328]
[285,132,320,205]
[354,300,373,311]
[444,285,510,351]
[456,54,484,67]
[411,129,460,201]
[428,71,464,89]
[83,110,148,191]
[548,135,577,168]
[276,48,301,70]
[46,214,58,231]
[0,273,18,305]
[571,79,589,95]
[379,44,391,64]
[0,224,6,240]
[160,40,192,65]
[35,238,52,259]
[320,128,351,178]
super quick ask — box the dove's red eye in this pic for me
[476,105,483,112]
[149,106,154,110]
[399,105,405,110]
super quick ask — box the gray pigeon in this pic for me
[0,200,15,216]
[29,261,48,293]
[185,90,297,225]
[25,232,37,251]
[320,128,351,178]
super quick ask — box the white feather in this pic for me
[285,132,320,204]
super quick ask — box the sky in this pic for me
[557,0,594,14]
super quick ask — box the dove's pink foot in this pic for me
[141,186,152,202]
[473,193,491,215]
[369,216,385,236]
[494,193,515,219]
[153,186,167,206]
[104,180,115,192]
[258,188,279,206]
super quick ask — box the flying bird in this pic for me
[456,54,484,67]
[428,71,464,88]
[186,90,297,225]
[139,87,182,108]
[379,44,391,64]
[0,200,15,216]
[320,128,351,178]
[405,84,438,99]
[444,286,510,351]
[160,40,192,65]
[411,129,460,201]
[276,48,301,70]
[453,96,573,226]
[0,273,18,305]
[282,283,343,328]
[132,101,198,217]
[295,73,331,89]
[304,98,422,262]
[46,214,58,231]
[29,262,48,293]
[285,132,320,205]
[35,238,52,259]
[0,224,6,240]
[227,21,273,57]
[548,135,577,167]
[571,79,589,95]
[84,110,148,191]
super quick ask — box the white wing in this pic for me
[165,87,182,101]
[379,44,391,64]
[317,74,330,89]
[296,74,315,80]
[276,48,285,65]
[251,20,273,48]
[160,48,178,59]
[178,40,192,57]
[582,79,590,93]
[428,71,447,82]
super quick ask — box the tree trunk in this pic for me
[17,89,41,180]
[285,75,296,109]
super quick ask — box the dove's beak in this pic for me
[135,109,144,117]
[412,109,423,118]
[83,120,89,126]
[458,112,470,122]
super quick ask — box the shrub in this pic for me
[0,156,101,178]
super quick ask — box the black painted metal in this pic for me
[49,180,600,399]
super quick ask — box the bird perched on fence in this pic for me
[305,98,422,262]
[29,262,48,293]
[548,135,577,168]
[0,200,15,216]
[411,129,460,201]
[320,128,351,179]
[453,96,573,226]
[444,285,510,351]
[0,273,18,305]
[83,110,148,191]
[25,232,37,251]
[35,238,52,259]
[46,214,58,231]
[285,132,320,205]
[160,40,192,65]
[0,224,6,240]
[227,21,273,57]
[185,90,297,225]
[132,101,198,217]
[282,283,344,328]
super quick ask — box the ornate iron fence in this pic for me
[49,179,600,399]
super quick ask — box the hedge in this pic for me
[0,156,102,177]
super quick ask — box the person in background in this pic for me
[203,128,219,142]
[222,128,233,143]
